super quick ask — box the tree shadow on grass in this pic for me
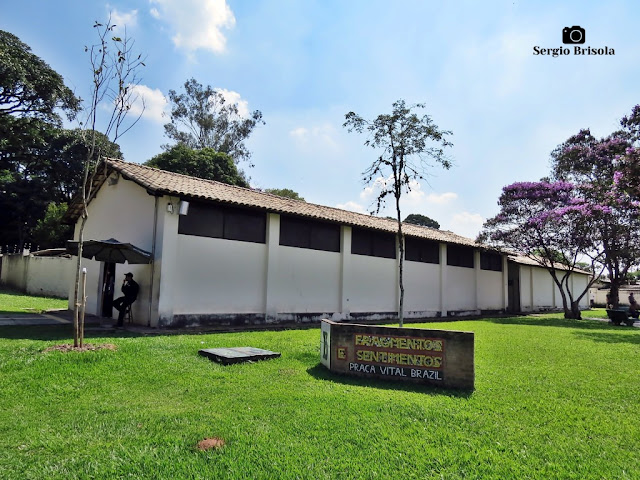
[484,315,626,331]
[306,363,473,398]
[0,324,144,341]
[573,330,640,346]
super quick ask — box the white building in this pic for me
[63,159,590,328]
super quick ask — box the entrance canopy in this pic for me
[66,238,152,264]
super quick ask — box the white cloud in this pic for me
[110,8,138,29]
[289,127,308,138]
[125,85,168,123]
[289,123,339,150]
[446,212,485,239]
[214,88,249,117]
[425,192,458,205]
[335,201,368,215]
[149,0,235,54]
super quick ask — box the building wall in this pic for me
[70,179,514,327]
[347,255,398,313]
[68,175,157,323]
[446,267,476,311]
[0,254,73,298]
[517,263,590,312]
[403,261,441,313]
[478,270,504,310]
[273,246,341,313]
[173,235,267,314]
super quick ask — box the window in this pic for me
[351,228,396,259]
[405,237,440,264]
[279,216,340,252]
[480,252,503,271]
[178,201,266,244]
[447,245,474,268]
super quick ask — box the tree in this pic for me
[0,30,80,122]
[344,100,453,326]
[163,78,264,166]
[478,181,606,319]
[403,213,439,229]
[264,188,305,201]
[71,19,145,348]
[30,202,73,249]
[0,30,81,250]
[145,145,248,187]
[0,126,120,250]
[551,122,640,308]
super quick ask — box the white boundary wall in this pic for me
[0,253,73,298]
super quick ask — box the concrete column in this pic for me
[264,213,280,322]
[502,255,509,311]
[155,196,180,327]
[339,226,352,318]
[439,243,448,316]
[474,250,481,311]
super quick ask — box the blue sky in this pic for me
[2,0,639,238]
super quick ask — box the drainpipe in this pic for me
[148,196,159,327]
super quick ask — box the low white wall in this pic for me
[347,255,397,312]
[1,254,72,298]
[446,267,475,311]
[478,270,504,310]
[274,246,341,312]
[403,261,441,312]
[174,235,267,314]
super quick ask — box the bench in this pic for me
[606,309,637,327]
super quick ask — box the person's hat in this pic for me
[125,272,134,278]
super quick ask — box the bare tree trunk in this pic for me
[395,193,404,327]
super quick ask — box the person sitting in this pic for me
[629,301,639,320]
[113,272,139,327]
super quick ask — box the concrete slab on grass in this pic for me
[199,347,281,365]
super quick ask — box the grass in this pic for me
[0,287,68,314]
[0,310,638,479]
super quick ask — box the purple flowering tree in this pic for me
[479,181,606,319]
[551,120,640,308]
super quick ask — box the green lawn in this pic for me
[0,311,638,479]
[0,288,68,314]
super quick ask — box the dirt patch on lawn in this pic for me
[197,437,225,451]
[43,343,118,353]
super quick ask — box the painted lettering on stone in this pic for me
[353,333,445,381]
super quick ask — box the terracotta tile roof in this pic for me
[68,158,487,248]
[508,254,591,275]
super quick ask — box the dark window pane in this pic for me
[481,252,503,271]
[351,228,372,256]
[352,227,396,259]
[280,216,311,249]
[178,201,223,238]
[280,216,340,252]
[309,222,340,252]
[373,232,396,259]
[447,245,474,268]
[405,237,440,264]
[224,207,266,243]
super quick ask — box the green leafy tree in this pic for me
[30,202,73,249]
[145,145,248,187]
[344,100,453,326]
[0,30,80,122]
[264,188,305,201]
[403,213,439,229]
[163,78,264,167]
[0,30,81,250]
